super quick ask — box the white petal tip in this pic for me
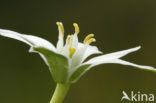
[98,51,103,54]
[139,66,156,72]
[142,66,156,70]
[138,46,141,49]
[135,46,141,51]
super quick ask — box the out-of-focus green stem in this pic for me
[50,83,70,103]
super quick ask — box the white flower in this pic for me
[0,22,155,83]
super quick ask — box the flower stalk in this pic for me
[50,83,71,103]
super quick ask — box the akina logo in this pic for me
[121,91,155,102]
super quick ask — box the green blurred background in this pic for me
[0,0,156,103]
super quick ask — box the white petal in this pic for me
[0,29,29,44]
[83,46,155,71]
[71,43,101,68]
[85,46,141,65]
[111,59,156,71]
[56,34,64,52]
[70,58,155,83]
[77,43,102,62]
[82,44,102,62]
[0,29,56,52]
[61,44,70,58]
[71,43,87,68]
[72,33,78,49]
[80,59,156,79]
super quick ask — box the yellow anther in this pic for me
[83,34,94,43]
[56,22,64,36]
[66,35,71,42]
[84,38,96,44]
[69,47,76,58]
[73,23,80,35]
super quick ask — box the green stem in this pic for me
[50,83,71,103]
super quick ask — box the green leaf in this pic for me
[69,64,91,83]
[33,47,69,83]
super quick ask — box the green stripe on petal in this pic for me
[69,64,91,83]
[33,47,69,83]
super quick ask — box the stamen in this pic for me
[66,35,71,43]
[73,23,80,35]
[85,38,96,44]
[67,35,73,47]
[83,34,94,43]
[56,22,64,36]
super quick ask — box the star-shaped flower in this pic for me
[0,22,155,83]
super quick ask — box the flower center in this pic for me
[56,22,96,58]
